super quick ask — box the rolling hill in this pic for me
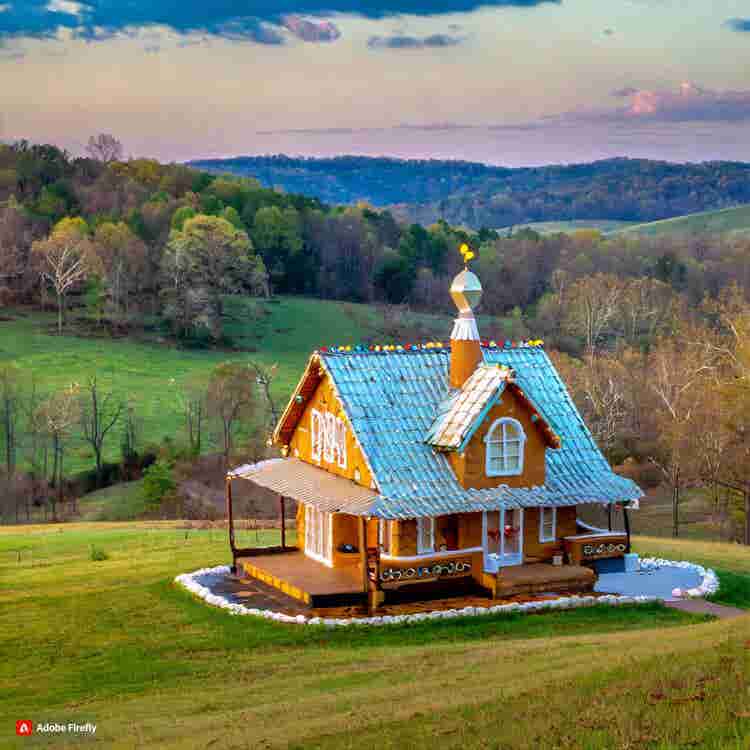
[613,203,750,238]
[189,154,750,229]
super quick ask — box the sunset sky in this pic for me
[2,1,750,166]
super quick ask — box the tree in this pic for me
[0,363,21,477]
[79,375,124,487]
[716,311,750,543]
[647,332,718,537]
[206,362,257,462]
[32,217,98,334]
[35,383,80,520]
[85,134,124,164]
[172,375,207,456]
[161,214,267,340]
[93,221,147,325]
[247,362,279,434]
[251,205,302,291]
[563,273,623,353]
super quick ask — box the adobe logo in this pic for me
[16,720,33,736]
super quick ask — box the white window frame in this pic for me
[304,505,333,566]
[539,507,556,543]
[484,417,526,477]
[416,517,436,555]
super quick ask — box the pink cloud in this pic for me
[614,82,750,122]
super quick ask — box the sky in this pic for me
[1,0,750,166]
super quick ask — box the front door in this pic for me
[483,508,524,572]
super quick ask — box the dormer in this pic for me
[426,364,559,490]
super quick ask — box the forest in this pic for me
[1,137,750,542]
[191,154,750,228]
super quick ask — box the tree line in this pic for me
[0,359,277,523]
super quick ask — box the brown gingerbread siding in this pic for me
[523,506,577,561]
[448,387,547,491]
[288,373,374,489]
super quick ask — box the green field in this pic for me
[615,203,750,238]
[512,219,638,235]
[0,297,384,475]
[1,523,750,748]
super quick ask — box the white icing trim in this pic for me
[450,316,479,341]
[381,546,483,563]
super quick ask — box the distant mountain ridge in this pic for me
[189,154,750,229]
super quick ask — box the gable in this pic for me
[448,385,547,491]
[285,371,374,490]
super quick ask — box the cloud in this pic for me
[368,32,464,49]
[281,15,341,43]
[0,1,558,45]
[0,4,10,13]
[726,18,750,33]
[612,82,750,122]
[46,0,87,17]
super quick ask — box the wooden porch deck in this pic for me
[495,563,595,597]
[237,550,365,607]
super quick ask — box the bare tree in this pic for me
[85,134,124,164]
[647,333,718,537]
[206,362,257,463]
[36,384,80,520]
[172,375,207,456]
[248,362,279,433]
[80,375,123,487]
[564,273,623,352]
[32,219,98,334]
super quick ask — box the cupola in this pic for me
[449,244,483,389]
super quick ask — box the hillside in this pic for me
[189,154,750,229]
[2,524,749,748]
[614,203,750,238]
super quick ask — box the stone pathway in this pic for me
[665,599,747,619]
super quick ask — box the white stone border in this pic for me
[174,557,719,627]
[639,557,719,599]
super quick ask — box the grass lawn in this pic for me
[0,297,380,476]
[1,524,749,748]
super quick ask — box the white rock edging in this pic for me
[174,557,719,626]
[638,557,719,599]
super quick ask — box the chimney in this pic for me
[449,259,483,389]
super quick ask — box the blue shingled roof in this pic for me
[321,346,641,520]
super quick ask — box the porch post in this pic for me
[226,476,236,570]
[280,495,286,550]
[622,503,631,553]
[358,516,368,593]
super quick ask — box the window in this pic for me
[305,506,332,564]
[310,408,347,469]
[379,519,393,555]
[484,418,526,477]
[539,507,556,543]
[417,518,435,555]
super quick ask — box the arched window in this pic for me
[484,418,526,477]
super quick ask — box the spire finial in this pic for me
[459,242,475,270]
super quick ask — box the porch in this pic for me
[236,550,366,608]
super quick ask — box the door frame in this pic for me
[482,508,524,572]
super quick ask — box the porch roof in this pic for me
[229,458,379,515]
